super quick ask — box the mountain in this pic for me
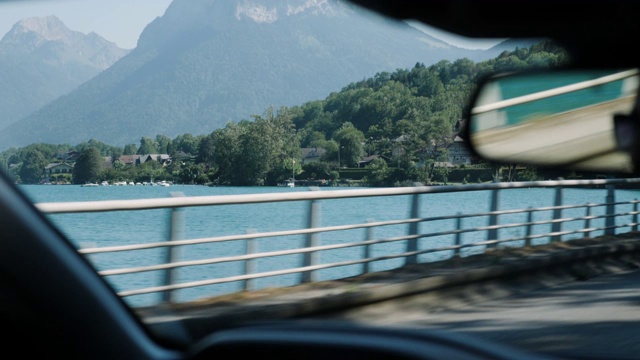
[486,38,545,53]
[0,16,130,133]
[1,0,529,148]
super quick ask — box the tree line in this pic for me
[1,41,568,186]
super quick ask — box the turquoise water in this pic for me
[18,184,640,307]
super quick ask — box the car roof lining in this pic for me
[347,0,640,67]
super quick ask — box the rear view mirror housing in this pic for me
[464,68,640,174]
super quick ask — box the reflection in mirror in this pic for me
[468,69,639,173]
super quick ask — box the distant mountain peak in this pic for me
[0,15,130,131]
[233,0,342,23]
[5,15,72,44]
[285,0,337,16]
[1,15,129,68]
[15,15,66,33]
[235,1,279,23]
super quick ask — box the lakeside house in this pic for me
[358,154,392,167]
[301,147,326,164]
[447,135,472,165]
[42,153,171,180]
[446,119,473,165]
[171,151,193,164]
[117,154,172,167]
[44,162,74,175]
[44,162,74,182]
[140,154,171,166]
[117,154,142,166]
[56,150,80,162]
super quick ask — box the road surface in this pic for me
[321,268,640,359]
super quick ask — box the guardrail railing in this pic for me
[35,178,640,307]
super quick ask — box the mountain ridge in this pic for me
[0,0,533,149]
[0,15,130,132]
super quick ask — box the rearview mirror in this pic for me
[466,69,640,173]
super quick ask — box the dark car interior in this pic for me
[348,0,639,68]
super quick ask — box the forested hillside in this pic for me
[200,41,566,185]
[2,41,568,186]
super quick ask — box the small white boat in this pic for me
[81,182,99,187]
[101,181,109,186]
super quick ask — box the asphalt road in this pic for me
[321,268,640,359]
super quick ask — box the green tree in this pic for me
[17,143,67,161]
[263,107,302,185]
[123,144,137,155]
[196,133,216,165]
[155,134,172,154]
[75,139,120,156]
[171,133,201,155]
[112,159,125,171]
[178,163,206,184]
[137,136,158,155]
[333,122,365,167]
[431,163,451,184]
[19,149,47,184]
[300,130,326,148]
[73,147,103,184]
[301,161,331,180]
[210,107,301,186]
[236,109,286,185]
[100,168,122,183]
[363,157,390,186]
[210,122,246,185]
[110,147,123,160]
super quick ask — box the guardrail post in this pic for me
[605,183,616,235]
[362,219,374,274]
[584,203,592,239]
[551,187,563,242]
[525,207,533,247]
[243,229,257,291]
[162,191,185,303]
[301,187,321,283]
[405,192,420,265]
[454,212,462,257]
[486,189,499,249]
[634,199,638,232]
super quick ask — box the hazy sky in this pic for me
[0,0,174,49]
[0,0,503,50]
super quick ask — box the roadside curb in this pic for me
[156,236,640,333]
[285,238,640,316]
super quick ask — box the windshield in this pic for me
[5,1,639,359]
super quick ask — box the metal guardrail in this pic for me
[35,178,640,306]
